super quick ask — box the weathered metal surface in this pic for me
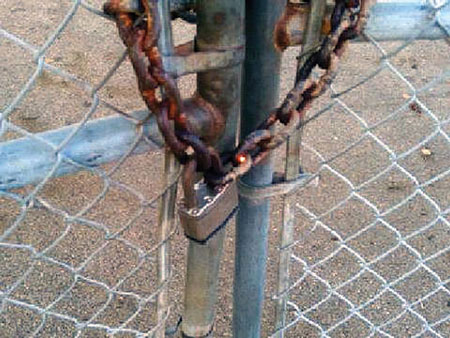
[181,227,226,338]
[103,0,195,15]
[2,2,449,192]
[104,0,190,163]
[181,95,226,146]
[180,0,244,337]
[274,1,450,49]
[156,149,178,338]
[233,0,371,336]
[104,0,245,188]
[178,180,238,243]
[274,1,327,336]
[0,93,224,191]
[154,1,180,338]
[233,0,287,337]
[274,2,311,51]
[0,111,163,191]
[237,173,311,200]
[195,0,244,151]
[163,47,245,77]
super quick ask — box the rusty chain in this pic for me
[104,0,370,188]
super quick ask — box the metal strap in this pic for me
[237,173,313,200]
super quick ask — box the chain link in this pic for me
[104,0,370,188]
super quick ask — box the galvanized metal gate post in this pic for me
[3,3,449,191]
[181,1,244,337]
[233,1,286,337]
[155,2,180,337]
[274,1,327,336]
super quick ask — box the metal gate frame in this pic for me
[1,1,449,337]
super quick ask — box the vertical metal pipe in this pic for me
[233,1,286,337]
[182,229,226,337]
[195,0,244,151]
[274,2,327,336]
[155,1,179,337]
[156,151,179,338]
[181,1,244,337]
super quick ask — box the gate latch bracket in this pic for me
[238,172,315,200]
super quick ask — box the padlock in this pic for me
[178,180,238,243]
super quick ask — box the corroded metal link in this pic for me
[156,104,188,161]
[105,0,190,163]
[104,0,371,188]
[214,0,371,186]
[176,132,212,171]
[238,130,273,156]
[182,158,198,208]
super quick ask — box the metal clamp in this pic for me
[163,46,245,77]
[237,172,314,200]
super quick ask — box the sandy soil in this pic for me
[0,1,449,337]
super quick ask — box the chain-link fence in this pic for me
[0,0,449,337]
[269,1,450,337]
[0,0,183,336]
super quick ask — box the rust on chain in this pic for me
[180,94,226,146]
[104,0,372,189]
[103,0,225,168]
[219,0,372,186]
[274,2,309,51]
[274,2,334,51]
[182,158,198,208]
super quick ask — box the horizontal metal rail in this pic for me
[276,1,450,48]
[1,1,449,191]
[0,112,163,190]
[365,1,449,41]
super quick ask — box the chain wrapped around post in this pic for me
[103,0,370,188]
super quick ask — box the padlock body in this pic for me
[178,181,238,243]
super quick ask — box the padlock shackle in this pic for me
[182,158,199,209]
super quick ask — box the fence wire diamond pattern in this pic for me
[273,1,450,337]
[0,0,449,337]
[1,1,177,336]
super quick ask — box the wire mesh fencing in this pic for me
[1,0,449,337]
[0,1,182,336]
[270,1,450,337]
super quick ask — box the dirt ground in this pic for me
[0,1,449,337]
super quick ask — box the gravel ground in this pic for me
[1,1,449,337]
